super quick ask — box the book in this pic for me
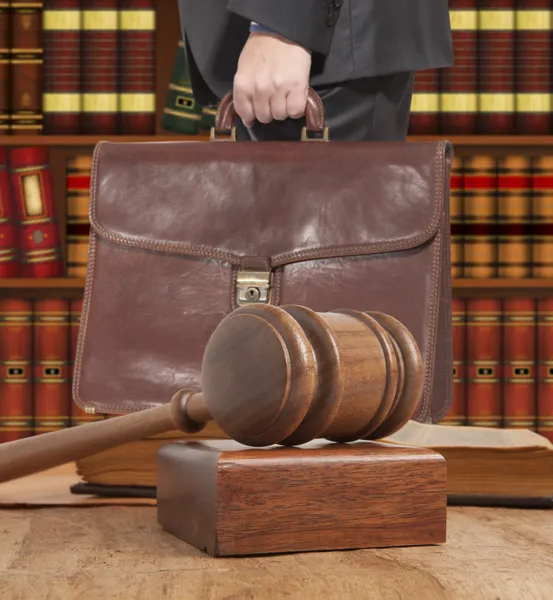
[408,68,440,135]
[81,0,119,134]
[73,421,553,507]
[463,154,498,278]
[515,0,552,134]
[65,154,91,277]
[532,155,553,278]
[441,298,467,426]
[118,0,156,135]
[441,0,478,134]
[33,298,71,434]
[0,1,9,135]
[8,146,63,277]
[10,0,44,134]
[0,147,20,276]
[161,40,202,135]
[450,156,464,278]
[537,298,553,442]
[69,297,104,425]
[0,298,33,443]
[466,298,503,427]
[502,298,536,429]
[42,0,82,134]
[478,0,516,134]
[496,154,532,278]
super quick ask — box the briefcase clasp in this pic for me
[236,270,271,305]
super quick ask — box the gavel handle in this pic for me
[0,390,210,484]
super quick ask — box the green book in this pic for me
[161,41,203,135]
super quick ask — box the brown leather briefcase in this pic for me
[73,89,454,426]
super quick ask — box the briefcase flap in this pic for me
[75,139,453,423]
[89,140,451,267]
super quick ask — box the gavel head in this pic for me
[200,304,423,447]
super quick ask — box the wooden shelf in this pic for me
[1,135,553,147]
[0,278,86,289]
[454,278,553,290]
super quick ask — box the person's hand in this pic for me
[233,32,311,127]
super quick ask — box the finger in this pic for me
[269,88,288,121]
[286,86,309,119]
[233,75,256,126]
[252,81,274,124]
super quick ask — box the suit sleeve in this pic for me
[226,0,342,55]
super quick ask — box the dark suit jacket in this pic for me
[178,0,454,106]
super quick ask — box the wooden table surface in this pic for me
[1,505,552,600]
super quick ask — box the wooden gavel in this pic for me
[0,304,423,484]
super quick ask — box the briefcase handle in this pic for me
[211,87,329,142]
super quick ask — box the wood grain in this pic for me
[0,505,551,599]
[157,440,447,557]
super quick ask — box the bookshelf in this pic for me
[1,0,552,301]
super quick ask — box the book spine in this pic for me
[442,297,467,425]
[478,0,516,134]
[532,155,553,278]
[10,0,43,135]
[496,154,533,278]
[161,41,202,135]
[515,1,552,134]
[440,0,478,134]
[502,298,536,429]
[450,156,465,279]
[65,154,90,277]
[463,155,498,278]
[42,0,82,135]
[33,297,70,433]
[118,0,156,135]
[0,1,9,136]
[466,298,503,427]
[537,298,553,442]
[408,68,440,135]
[0,147,21,276]
[81,0,118,134]
[0,298,33,443]
[8,146,64,277]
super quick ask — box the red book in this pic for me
[118,0,156,134]
[408,69,440,135]
[0,298,33,443]
[502,298,536,429]
[440,0,478,134]
[33,298,70,434]
[537,298,553,442]
[478,0,516,134]
[515,1,552,134]
[0,148,21,277]
[441,298,467,426]
[81,0,119,134]
[0,1,9,135]
[42,0,83,134]
[10,0,43,135]
[8,146,64,277]
[466,298,503,427]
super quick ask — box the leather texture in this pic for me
[73,137,454,425]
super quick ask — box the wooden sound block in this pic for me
[157,439,447,557]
